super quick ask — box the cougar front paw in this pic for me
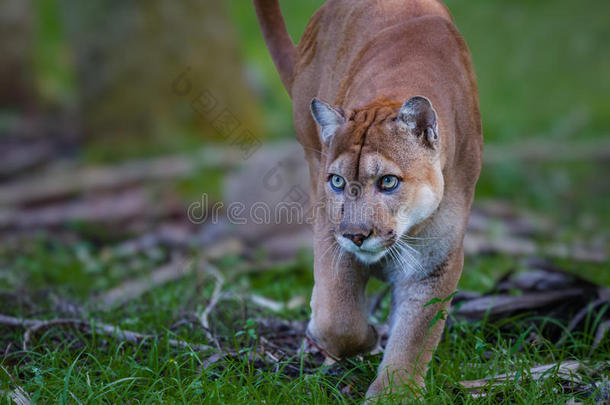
[306,319,378,359]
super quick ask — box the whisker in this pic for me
[385,245,395,267]
[333,246,344,279]
[403,246,425,274]
[316,235,336,243]
[328,246,336,274]
[402,241,421,257]
[398,239,430,247]
[319,240,337,262]
[394,239,425,275]
[330,244,340,277]
[399,235,438,248]
[398,249,412,275]
[403,235,442,241]
[388,244,406,274]
[396,248,413,274]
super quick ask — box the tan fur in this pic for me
[254,0,482,399]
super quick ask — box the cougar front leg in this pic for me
[366,248,463,400]
[306,234,378,358]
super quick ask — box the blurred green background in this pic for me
[229,0,610,237]
[1,0,608,283]
[11,0,606,228]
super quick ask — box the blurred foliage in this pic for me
[227,0,610,142]
[33,0,74,109]
[450,0,610,142]
[26,0,610,143]
[225,0,610,234]
[5,0,607,253]
[29,0,264,161]
[226,1,326,139]
[0,0,34,110]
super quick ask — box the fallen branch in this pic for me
[464,233,607,263]
[483,139,610,164]
[0,189,178,230]
[460,361,582,397]
[0,139,55,180]
[593,320,610,348]
[96,256,192,307]
[247,294,305,313]
[22,318,84,351]
[0,388,30,405]
[557,298,610,348]
[0,314,214,353]
[453,289,584,319]
[107,223,204,258]
[9,138,605,207]
[468,203,551,237]
[95,238,242,307]
[198,264,224,349]
[0,365,31,405]
[0,146,243,207]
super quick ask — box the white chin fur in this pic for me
[337,236,388,264]
[354,250,387,264]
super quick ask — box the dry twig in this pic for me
[198,264,224,349]
[0,189,177,230]
[454,289,584,319]
[0,314,214,353]
[247,294,305,313]
[0,365,31,405]
[0,146,243,207]
[96,256,192,307]
[463,233,607,263]
[557,298,610,348]
[460,361,582,398]
[95,238,242,307]
[593,320,610,348]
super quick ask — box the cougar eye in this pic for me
[379,175,400,192]
[329,174,346,191]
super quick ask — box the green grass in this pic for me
[2,320,607,403]
[1,236,608,404]
[1,284,608,403]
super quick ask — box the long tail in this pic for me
[253,0,296,95]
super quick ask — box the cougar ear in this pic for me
[310,98,345,144]
[397,96,439,148]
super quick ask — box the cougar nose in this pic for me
[343,232,370,247]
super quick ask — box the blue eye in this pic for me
[379,175,400,192]
[329,174,346,191]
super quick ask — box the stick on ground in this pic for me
[0,314,215,353]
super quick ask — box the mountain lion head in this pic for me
[311,96,444,264]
